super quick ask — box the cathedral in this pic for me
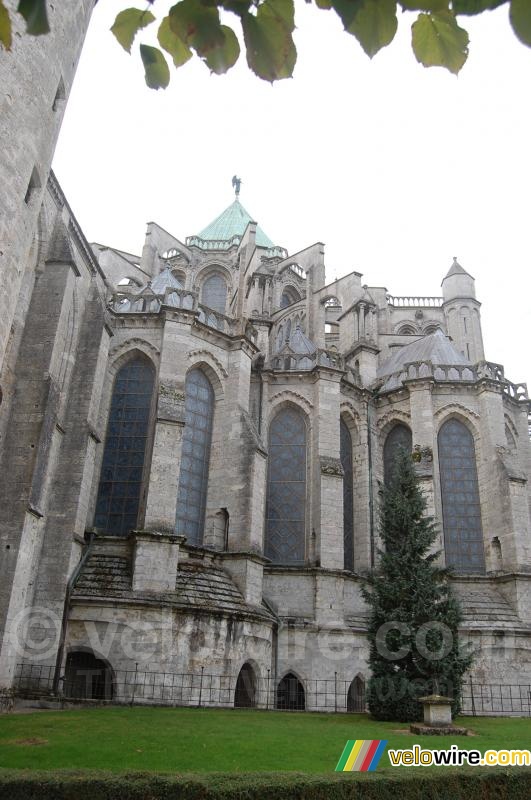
[1,2,531,712]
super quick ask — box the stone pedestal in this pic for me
[410,694,469,736]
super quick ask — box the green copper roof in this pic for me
[191,199,275,249]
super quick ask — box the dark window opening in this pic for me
[347,676,365,712]
[276,673,305,710]
[64,651,113,700]
[234,663,257,708]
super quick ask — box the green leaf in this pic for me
[266,0,296,32]
[169,0,225,56]
[157,15,192,67]
[111,8,155,53]
[453,0,507,14]
[399,0,449,9]
[411,10,469,73]
[334,0,398,58]
[242,0,297,81]
[510,0,531,46]
[140,44,171,89]
[0,0,12,49]
[203,24,240,73]
[17,0,49,36]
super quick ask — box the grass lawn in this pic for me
[0,707,530,775]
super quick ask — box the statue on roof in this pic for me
[232,175,242,197]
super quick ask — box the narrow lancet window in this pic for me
[94,357,155,536]
[438,418,485,574]
[175,369,214,545]
[340,419,354,571]
[265,407,306,564]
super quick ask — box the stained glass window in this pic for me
[438,418,485,574]
[265,407,306,564]
[201,274,227,313]
[383,424,412,485]
[340,419,354,571]
[175,369,214,545]
[94,357,155,536]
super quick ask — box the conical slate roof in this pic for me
[194,199,275,248]
[444,256,472,279]
[150,266,183,294]
[377,329,470,380]
[286,323,317,355]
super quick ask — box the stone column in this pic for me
[314,370,344,570]
[359,303,366,339]
[144,319,187,533]
[406,379,438,535]
[144,381,185,533]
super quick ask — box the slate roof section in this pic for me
[453,585,522,626]
[377,330,470,380]
[72,550,273,620]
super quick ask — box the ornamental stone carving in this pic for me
[320,456,344,478]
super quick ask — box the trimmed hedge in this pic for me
[0,769,530,800]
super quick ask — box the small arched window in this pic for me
[265,407,307,564]
[438,418,485,574]
[397,325,416,335]
[201,273,227,313]
[175,369,215,546]
[234,663,257,708]
[340,419,354,571]
[64,651,114,700]
[94,356,155,536]
[383,424,412,486]
[347,676,365,712]
[276,673,305,710]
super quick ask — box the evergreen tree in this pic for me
[362,447,472,722]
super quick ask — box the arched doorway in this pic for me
[276,673,305,710]
[64,651,114,700]
[347,676,365,712]
[234,663,257,708]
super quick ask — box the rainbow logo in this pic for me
[335,739,388,772]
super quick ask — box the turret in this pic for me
[441,258,484,363]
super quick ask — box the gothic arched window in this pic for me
[94,357,155,536]
[265,407,306,564]
[438,418,485,574]
[201,273,227,313]
[280,287,300,308]
[175,369,214,545]
[383,424,412,485]
[340,419,354,571]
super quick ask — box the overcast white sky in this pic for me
[53,1,530,386]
